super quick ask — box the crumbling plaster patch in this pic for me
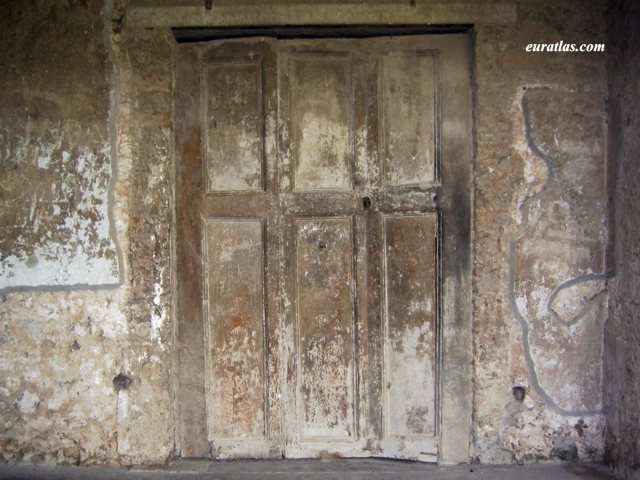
[511,86,607,415]
[107,11,175,464]
[0,1,120,291]
[0,135,118,289]
[0,290,123,464]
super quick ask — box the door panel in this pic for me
[203,218,266,440]
[294,217,356,440]
[381,213,439,461]
[380,52,438,188]
[202,61,265,193]
[289,53,353,191]
[176,34,472,463]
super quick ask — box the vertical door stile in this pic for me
[275,46,296,452]
[176,43,209,459]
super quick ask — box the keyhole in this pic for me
[362,196,372,209]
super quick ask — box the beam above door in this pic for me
[125,1,517,29]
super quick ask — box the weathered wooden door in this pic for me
[175,34,472,463]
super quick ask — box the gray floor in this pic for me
[0,460,619,480]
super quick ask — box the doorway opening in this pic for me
[174,30,473,464]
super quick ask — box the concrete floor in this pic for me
[0,460,619,480]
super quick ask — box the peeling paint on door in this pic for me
[176,34,472,463]
[295,218,355,439]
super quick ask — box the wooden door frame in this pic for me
[162,15,477,464]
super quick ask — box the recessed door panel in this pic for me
[203,219,266,440]
[295,217,356,439]
[203,61,264,192]
[380,52,438,188]
[382,214,438,439]
[290,54,353,191]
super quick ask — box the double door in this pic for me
[176,34,472,462]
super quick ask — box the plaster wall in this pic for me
[0,0,612,466]
[0,1,119,290]
[0,0,174,464]
[473,0,608,463]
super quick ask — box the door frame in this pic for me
[171,27,473,465]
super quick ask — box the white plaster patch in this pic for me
[549,279,606,325]
[150,266,166,349]
[531,284,551,321]
[37,155,51,169]
[17,391,40,415]
[516,296,528,313]
[85,295,128,339]
[510,85,550,226]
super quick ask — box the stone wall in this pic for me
[0,0,613,466]
[604,1,640,478]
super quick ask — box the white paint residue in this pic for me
[17,391,39,415]
[408,298,433,315]
[0,143,119,289]
[117,390,129,431]
[296,115,350,190]
[30,136,63,170]
[150,266,166,349]
[515,296,528,313]
[37,155,51,169]
[209,129,261,191]
[386,324,435,436]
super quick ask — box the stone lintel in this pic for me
[126,2,517,29]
